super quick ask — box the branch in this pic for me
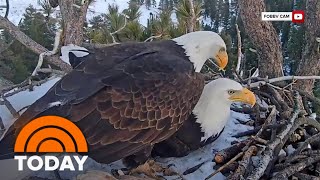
[0,78,29,95]
[0,16,71,72]
[31,29,62,76]
[227,146,258,180]
[0,116,4,130]
[37,68,66,76]
[110,13,128,43]
[295,89,320,105]
[4,0,9,19]
[0,95,19,118]
[271,156,320,180]
[251,68,259,77]
[249,76,320,88]
[206,152,244,180]
[214,139,251,164]
[235,24,242,74]
[144,34,163,42]
[246,98,300,180]
[294,173,320,180]
[2,76,57,98]
[287,132,320,162]
[255,106,277,138]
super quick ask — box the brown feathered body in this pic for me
[0,40,205,164]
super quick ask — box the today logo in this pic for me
[14,116,88,171]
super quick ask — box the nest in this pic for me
[207,77,320,180]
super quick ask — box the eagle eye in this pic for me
[220,47,226,52]
[228,90,236,95]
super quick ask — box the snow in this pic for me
[0,78,253,179]
[0,0,41,25]
[285,145,295,155]
[0,0,199,28]
[0,77,60,128]
[0,1,254,179]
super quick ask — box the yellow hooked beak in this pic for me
[229,88,256,107]
[214,50,228,71]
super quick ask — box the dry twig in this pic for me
[227,146,258,180]
[271,156,320,180]
[235,24,243,75]
[31,29,62,76]
[110,13,128,43]
[246,93,300,180]
[214,139,251,164]
[206,152,244,180]
[249,76,320,88]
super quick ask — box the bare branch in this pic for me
[206,152,244,180]
[251,68,259,77]
[4,0,9,19]
[0,16,71,72]
[110,13,128,43]
[246,98,300,180]
[287,132,320,162]
[0,95,19,118]
[235,24,243,75]
[271,156,320,180]
[144,34,163,42]
[2,76,57,98]
[37,68,66,76]
[227,146,258,180]
[249,76,320,88]
[31,29,62,76]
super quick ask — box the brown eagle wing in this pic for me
[3,42,205,163]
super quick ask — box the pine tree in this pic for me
[221,0,230,31]
[20,5,55,49]
[175,0,202,33]
[124,2,142,21]
[285,25,305,75]
[0,5,56,83]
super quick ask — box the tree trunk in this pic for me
[294,0,320,95]
[238,0,284,78]
[187,0,196,33]
[58,0,90,45]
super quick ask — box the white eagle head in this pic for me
[173,31,228,72]
[193,78,256,141]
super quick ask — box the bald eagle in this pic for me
[153,78,256,157]
[0,31,228,165]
